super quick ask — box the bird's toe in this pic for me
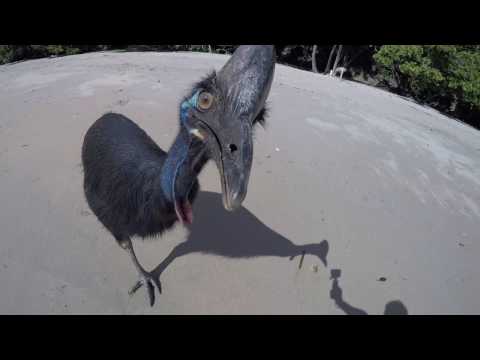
[146,280,155,307]
[128,272,162,307]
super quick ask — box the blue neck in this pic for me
[160,126,191,202]
[180,91,199,123]
[160,92,203,202]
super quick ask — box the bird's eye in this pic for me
[197,91,214,110]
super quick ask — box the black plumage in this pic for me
[82,113,203,240]
[81,45,276,306]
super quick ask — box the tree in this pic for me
[373,45,480,124]
[312,45,319,73]
[324,45,337,74]
[332,45,344,75]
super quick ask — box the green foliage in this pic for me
[44,45,80,55]
[374,46,443,99]
[448,49,480,112]
[374,45,480,123]
[0,46,13,64]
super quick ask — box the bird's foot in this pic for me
[128,271,162,307]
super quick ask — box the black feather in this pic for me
[253,103,269,128]
[82,112,200,242]
[183,71,217,103]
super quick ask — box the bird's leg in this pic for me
[120,238,162,307]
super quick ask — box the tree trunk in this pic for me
[312,45,319,73]
[342,53,349,68]
[208,45,213,53]
[324,45,337,74]
[332,45,344,75]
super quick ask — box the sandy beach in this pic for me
[0,51,479,314]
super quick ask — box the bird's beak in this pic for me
[206,45,276,211]
[203,119,254,211]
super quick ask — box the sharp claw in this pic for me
[128,273,162,306]
[146,280,155,307]
[153,278,162,294]
[129,280,143,296]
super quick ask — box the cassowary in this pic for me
[81,45,276,306]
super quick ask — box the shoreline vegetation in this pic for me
[1,45,478,129]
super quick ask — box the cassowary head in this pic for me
[171,45,275,221]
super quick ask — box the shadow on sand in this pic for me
[150,191,329,277]
[147,191,407,315]
[329,269,408,315]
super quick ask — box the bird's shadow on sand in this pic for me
[151,191,329,278]
[148,190,407,315]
